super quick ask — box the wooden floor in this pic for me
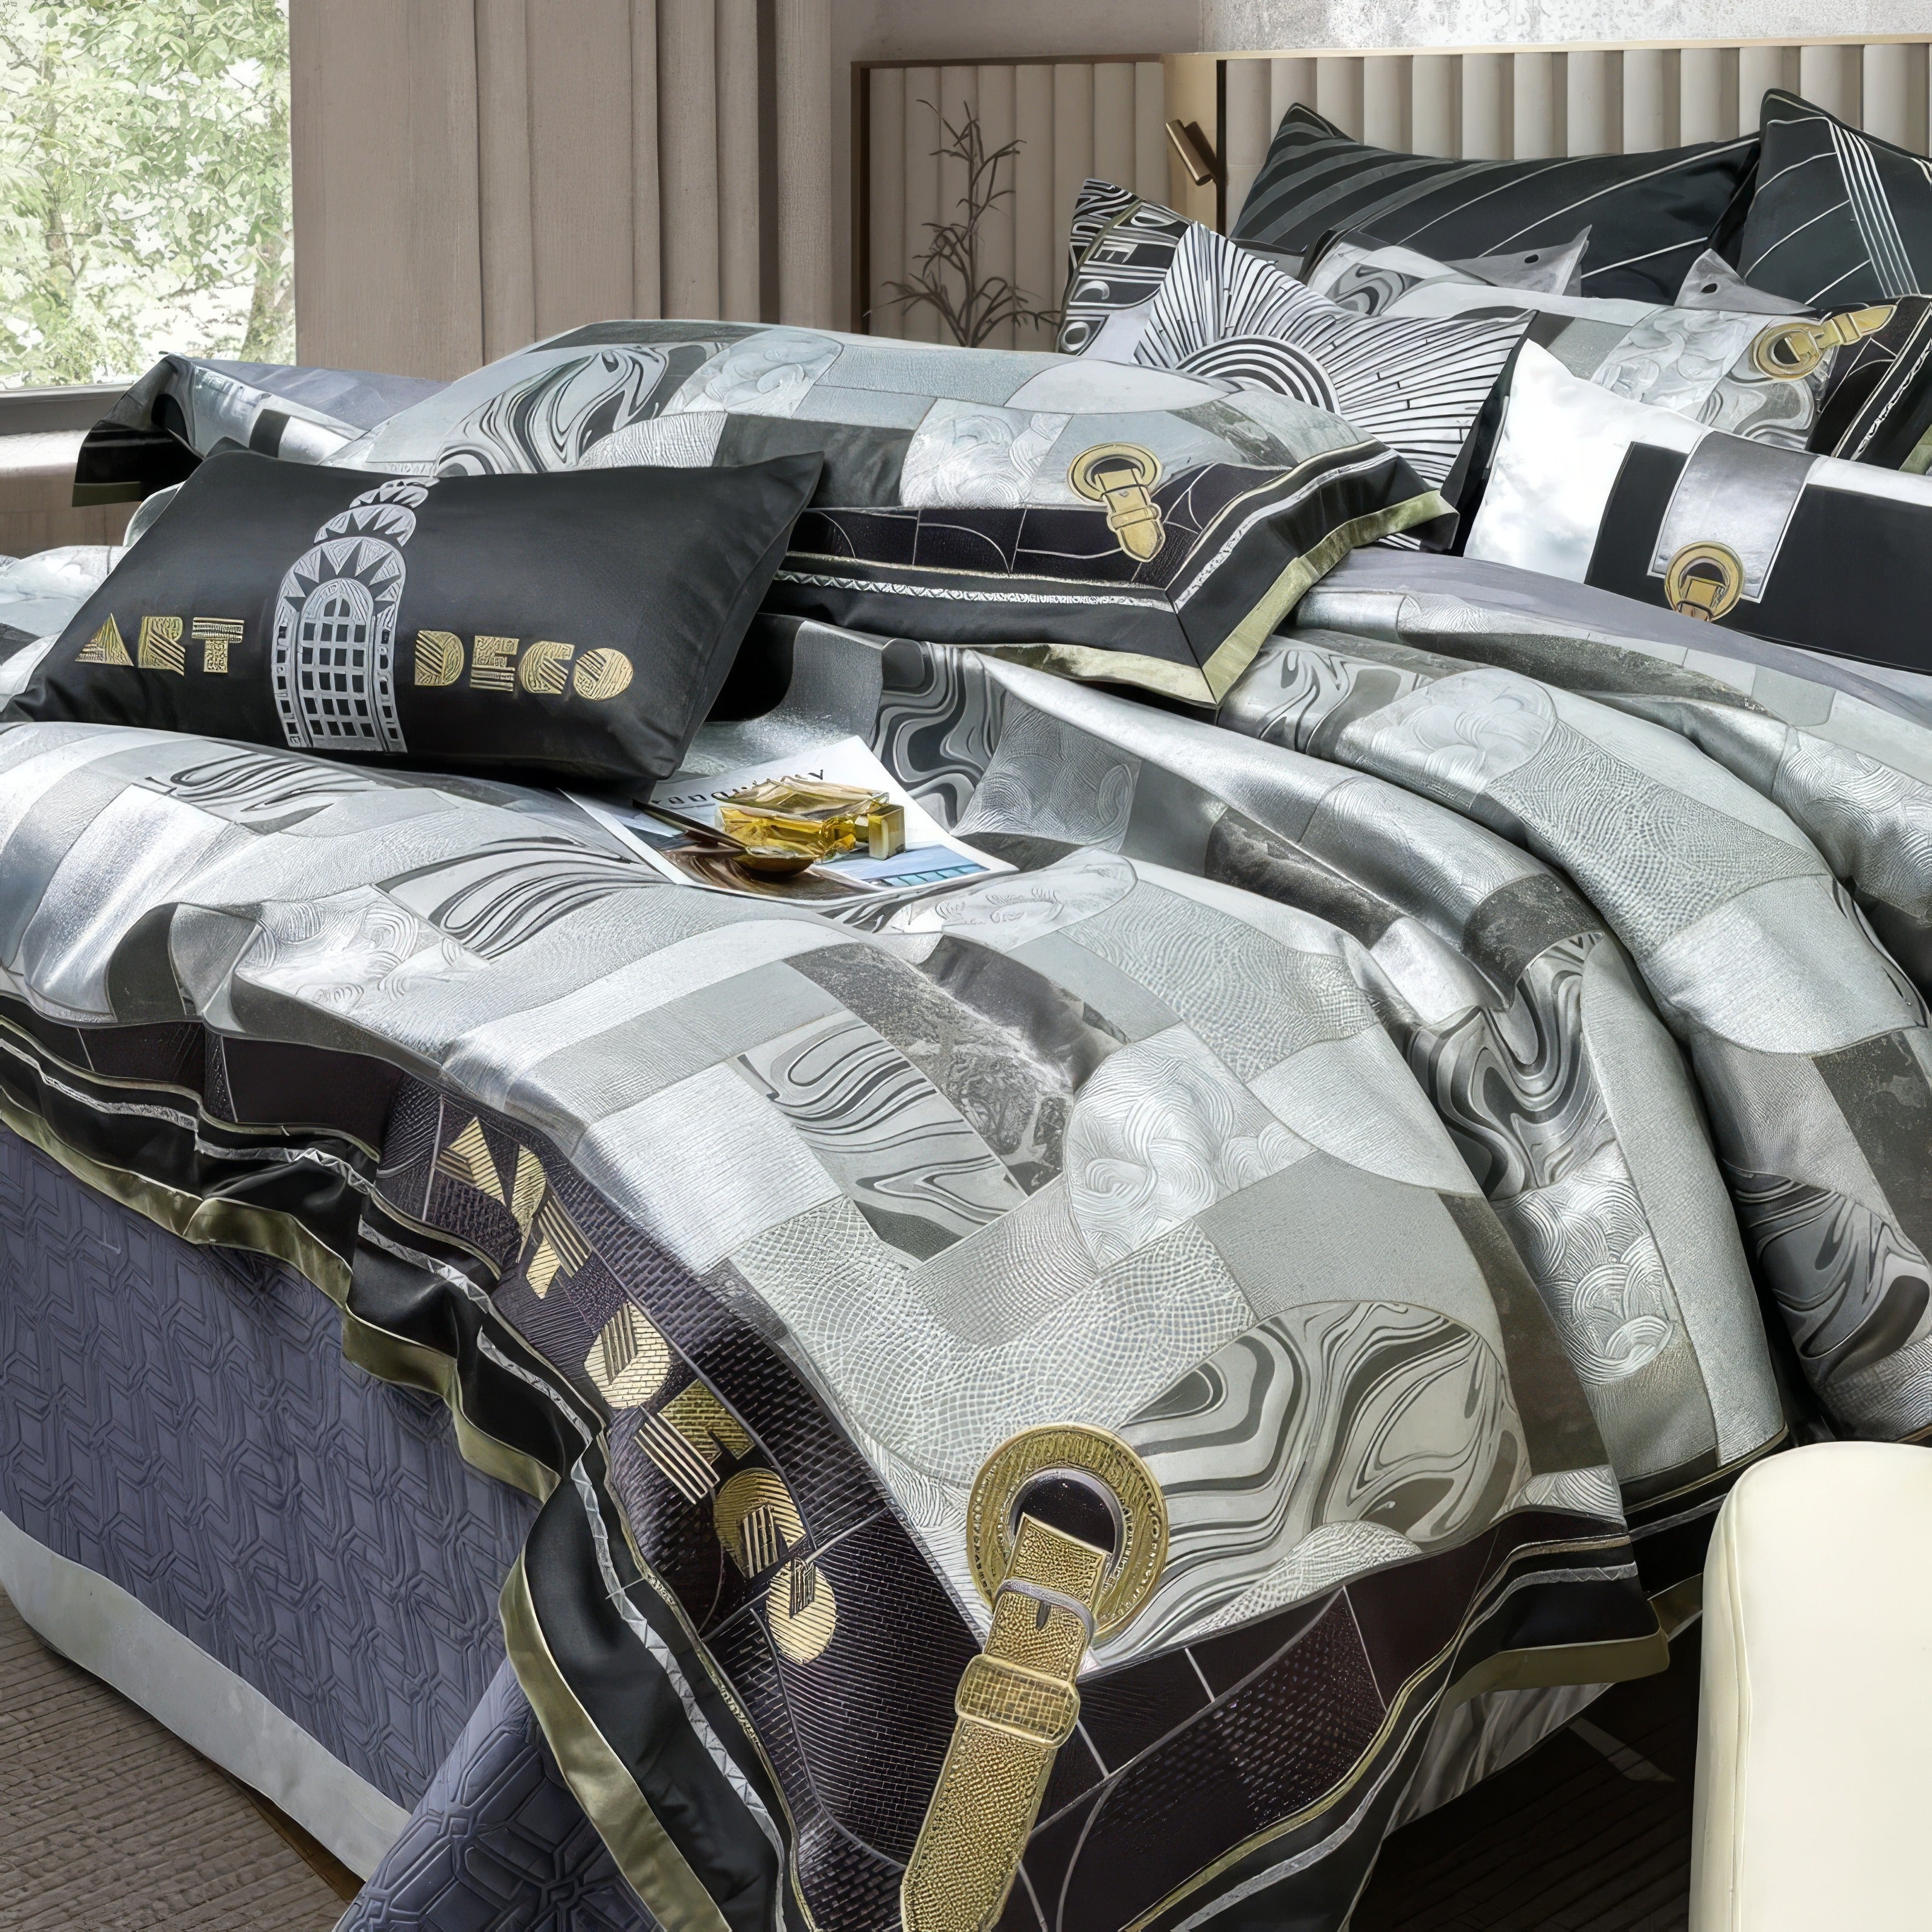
[0,1584,357,1930]
[1354,1627,1702,1931]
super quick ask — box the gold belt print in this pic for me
[1070,444,1167,562]
[1750,305,1895,380]
[901,1424,1168,1932]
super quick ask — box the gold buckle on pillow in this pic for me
[1750,305,1895,380]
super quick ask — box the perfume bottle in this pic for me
[717,778,906,861]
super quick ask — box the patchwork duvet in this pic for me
[9,258,1932,1931]
[5,523,1931,1930]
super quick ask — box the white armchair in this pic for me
[1692,1441,1932,1931]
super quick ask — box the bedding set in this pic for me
[5,80,1932,1932]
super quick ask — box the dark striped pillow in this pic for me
[1234,104,1759,304]
[1739,89,1932,307]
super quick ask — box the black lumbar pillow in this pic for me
[12,447,821,781]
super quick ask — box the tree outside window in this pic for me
[0,0,292,389]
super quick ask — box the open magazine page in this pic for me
[568,736,1011,904]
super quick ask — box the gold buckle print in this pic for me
[1750,305,1896,380]
[1069,444,1166,562]
[901,1425,1168,1932]
[1663,541,1745,622]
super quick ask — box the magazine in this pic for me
[568,737,1011,904]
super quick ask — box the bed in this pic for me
[5,41,1932,1932]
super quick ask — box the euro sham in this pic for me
[1059,174,1574,350]
[11,448,820,782]
[1739,88,1932,307]
[1233,103,1759,304]
[1074,216,1530,500]
[1303,253,1932,464]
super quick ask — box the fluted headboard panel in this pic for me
[857,59,1168,347]
[1218,42,1932,225]
[853,37,1932,338]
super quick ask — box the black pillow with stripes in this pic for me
[1070,205,1530,511]
[1233,103,1759,304]
[1739,89,1932,307]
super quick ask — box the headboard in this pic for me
[855,35,1932,343]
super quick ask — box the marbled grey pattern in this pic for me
[1223,603,1932,1436]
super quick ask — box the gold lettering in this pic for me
[584,1306,671,1408]
[714,1470,805,1576]
[75,615,131,665]
[192,618,243,674]
[136,616,185,674]
[641,1382,752,1500]
[508,1145,545,1234]
[434,1117,504,1201]
[518,639,575,696]
[766,1559,837,1661]
[525,1194,588,1298]
[469,635,519,693]
[414,630,464,687]
[572,647,634,702]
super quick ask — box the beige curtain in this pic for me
[290,0,833,378]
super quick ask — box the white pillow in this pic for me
[1467,343,1932,670]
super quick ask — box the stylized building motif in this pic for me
[270,478,433,753]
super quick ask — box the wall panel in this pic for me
[1512,51,1555,159]
[1315,55,1363,140]
[1361,56,1406,150]
[1461,53,1507,159]
[868,65,906,336]
[1133,62,1166,200]
[861,57,1163,341]
[1012,64,1056,347]
[1052,62,1096,289]
[1223,56,1273,226]
[1093,60,1136,193]
[977,64,1018,348]
[1412,53,1456,157]
[902,72,941,342]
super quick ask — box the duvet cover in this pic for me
[5,339,1932,1932]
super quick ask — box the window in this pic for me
[0,0,292,389]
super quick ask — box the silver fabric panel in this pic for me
[1646,435,1821,600]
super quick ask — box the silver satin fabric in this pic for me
[1216,553,1932,1439]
